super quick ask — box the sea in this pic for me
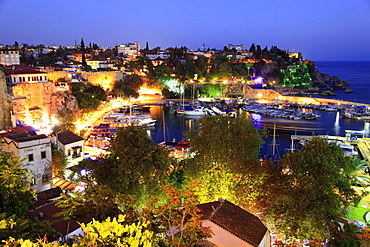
[149,61,370,157]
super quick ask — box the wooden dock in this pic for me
[357,138,370,166]
[291,134,370,167]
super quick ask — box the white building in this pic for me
[145,51,171,60]
[0,126,52,192]
[86,58,114,71]
[4,64,48,85]
[56,131,85,176]
[0,49,20,66]
[117,42,140,57]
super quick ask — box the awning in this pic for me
[71,146,82,149]
[52,177,77,190]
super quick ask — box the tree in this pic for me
[93,127,170,204]
[183,114,265,207]
[144,183,213,246]
[2,214,156,246]
[51,145,69,178]
[54,193,83,239]
[262,137,358,241]
[0,149,35,218]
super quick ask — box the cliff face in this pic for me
[0,71,14,129]
[12,82,80,126]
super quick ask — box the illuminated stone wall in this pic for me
[47,71,70,82]
[81,71,126,91]
[222,84,281,100]
[0,71,14,129]
[12,82,80,126]
[242,86,281,100]
[48,71,127,91]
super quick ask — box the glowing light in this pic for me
[252,77,264,84]
[163,79,183,94]
[138,86,162,95]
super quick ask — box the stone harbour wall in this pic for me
[223,84,282,100]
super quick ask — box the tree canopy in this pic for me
[183,114,265,207]
[92,127,170,204]
[262,137,358,240]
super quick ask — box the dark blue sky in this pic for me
[1,0,370,61]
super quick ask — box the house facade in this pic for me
[0,126,52,192]
[55,131,85,176]
[117,43,140,57]
[4,64,48,85]
[0,49,20,66]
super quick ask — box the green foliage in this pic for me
[184,114,265,207]
[0,149,35,219]
[71,215,156,247]
[51,145,69,177]
[54,193,83,236]
[0,213,59,242]
[74,185,120,222]
[200,84,224,98]
[71,82,106,111]
[263,137,358,240]
[2,215,155,246]
[328,222,361,247]
[93,127,170,204]
[144,183,213,246]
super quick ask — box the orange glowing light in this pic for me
[138,86,162,95]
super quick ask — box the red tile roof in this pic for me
[4,64,46,75]
[197,199,268,247]
[57,131,84,145]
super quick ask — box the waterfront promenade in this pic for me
[281,95,370,108]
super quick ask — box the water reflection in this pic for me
[334,111,340,136]
[150,105,370,156]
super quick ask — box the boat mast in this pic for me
[163,106,166,143]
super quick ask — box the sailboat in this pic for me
[266,123,280,161]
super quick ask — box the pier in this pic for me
[357,138,370,166]
[291,132,370,168]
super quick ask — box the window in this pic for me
[41,151,46,159]
[28,154,34,162]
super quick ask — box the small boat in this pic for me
[181,107,207,116]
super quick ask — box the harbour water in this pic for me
[149,61,370,156]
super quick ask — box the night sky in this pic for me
[1,0,370,61]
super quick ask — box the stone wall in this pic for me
[0,71,14,129]
[48,71,126,91]
[81,71,126,91]
[12,82,80,125]
[47,71,70,82]
[223,84,282,100]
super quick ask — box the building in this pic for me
[117,42,140,57]
[228,44,245,51]
[4,64,48,85]
[0,126,52,192]
[145,51,171,60]
[0,49,20,66]
[198,198,271,247]
[55,130,85,176]
[86,58,114,71]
